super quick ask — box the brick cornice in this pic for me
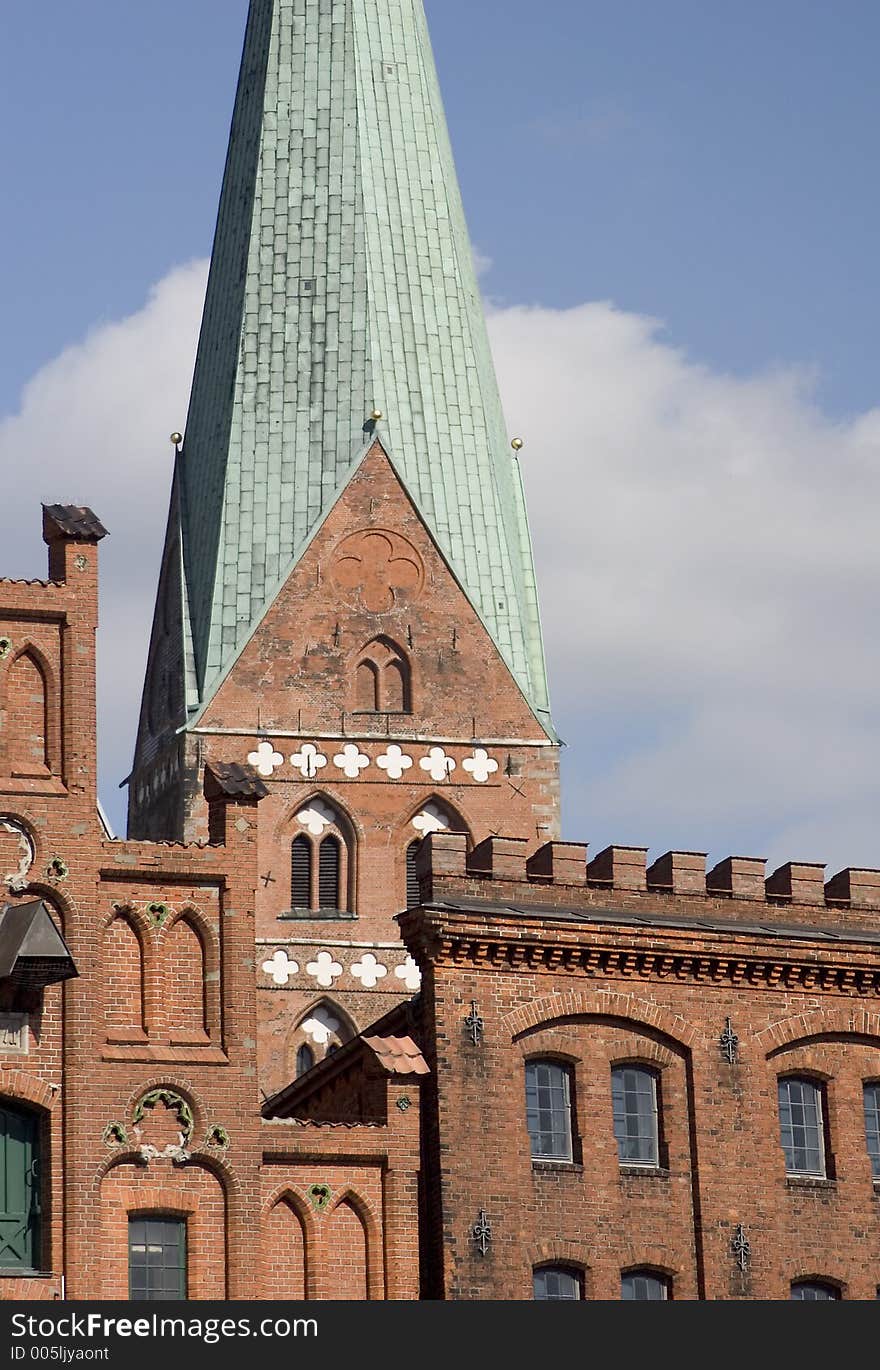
[401,905,880,999]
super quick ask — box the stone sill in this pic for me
[619,1165,670,1180]
[531,1159,584,1175]
[0,1269,54,1279]
[785,1175,837,1191]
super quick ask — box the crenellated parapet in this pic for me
[413,832,880,913]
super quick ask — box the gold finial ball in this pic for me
[371,410,383,422]
[170,432,183,447]
[511,437,524,452]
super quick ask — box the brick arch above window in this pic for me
[505,990,702,1051]
[351,635,412,714]
[757,1007,880,1056]
[516,1025,679,1071]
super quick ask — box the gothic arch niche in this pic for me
[406,798,471,909]
[351,636,412,714]
[326,1194,370,1300]
[164,917,208,1045]
[104,914,146,1042]
[288,797,356,916]
[264,1195,310,1299]
[5,647,54,778]
[287,999,357,1077]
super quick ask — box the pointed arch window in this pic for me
[287,804,353,918]
[352,637,412,714]
[296,1044,315,1078]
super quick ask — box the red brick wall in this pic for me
[104,915,145,1037]
[263,1198,308,1299]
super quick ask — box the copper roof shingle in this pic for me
[42,505,108,541]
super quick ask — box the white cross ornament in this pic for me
[377,745,414,780]
[351,953,388,989]
[333,744,370,779]
[248,741,285,778]
[394,956,422,991]
[412,802,451,836]
[420,747,455,782]
[463,748,499,784]
[291,743,328,779]
[306,950,344,988]
[296,801,337,836]
[262,950,299,986]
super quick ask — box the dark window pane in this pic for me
[291,836,311,909]
[525,1061,573,1160]
[406,841,421,909]
[319,836,341,910]
[296,1044,315,1078]
[129,1217,186,1301]
[778,1078,825,1176]
[622,1271,669,1301]
[864,1084,880,1178]
[791,1282,840,1301]
[612,1066,659,1165]
[534,1267,582,1300]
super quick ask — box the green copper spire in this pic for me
[177,0,552,726]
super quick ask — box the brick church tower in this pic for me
[128,0,559,1097]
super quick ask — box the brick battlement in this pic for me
[415,832,880,916]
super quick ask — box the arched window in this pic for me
[406,840,422,909]
[296,1044,315,1078]
[289,805,353,916]
[318,836,340,910]
[0,1102,42,1271]
[611,1065,661,1167]
[778,1077,827,1177]
[352,637,411,714]
[525,1060,574,1161]
[291,1001,356,1074]
[291,837,311,909]
[533,1267,583,1300]
[622,1270,670,1301]
[791,1281,840,1301]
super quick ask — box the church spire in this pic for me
[174,0,551,727]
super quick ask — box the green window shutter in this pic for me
[0,1103,40,1271]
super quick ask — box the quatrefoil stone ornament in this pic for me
[351,953,388,989]
[462,749,499,784]
[262,950,299,986]
[412,802,451,836]
[394,956,422,991]
[297,801,337,836]
[334,744,370,779]
[306,951,344,988]
[331,528,425,613]
[291,743,328,779]
[377,745,414,780]
[248,741,285,778]
[420,747,455,782]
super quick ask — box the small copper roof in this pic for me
[42,504,108,541]
[362,1034,429,1076]
[204,761,269,800]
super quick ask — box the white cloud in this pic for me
[2,269,879,878]
[0,260,208,832]
[489,301,880,873]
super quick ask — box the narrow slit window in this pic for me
[406,840,421,909]
[318,835,341,910]
[291,836,311,910]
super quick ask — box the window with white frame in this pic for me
[778,1077,826,1177]
[611,1065,660,1166]
[525,1060,574,1162]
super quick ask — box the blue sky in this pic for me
[2,1,879,872]
[2,1,877,418]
